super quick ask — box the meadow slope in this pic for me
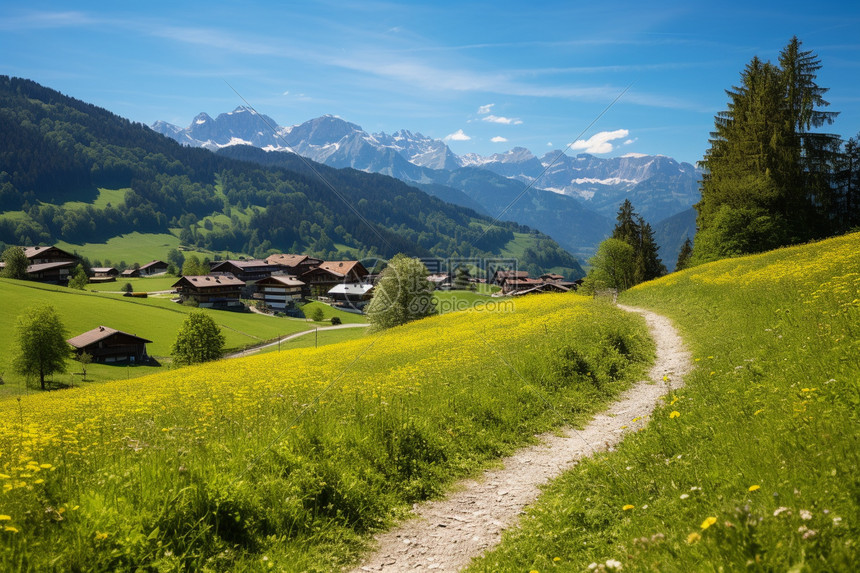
[0,294,652,571]
[469,232,860,572]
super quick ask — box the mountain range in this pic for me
[153,108,701,261]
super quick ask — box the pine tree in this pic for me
[695,38,840,264]
[675,237,694,271]
[609,200,665,285]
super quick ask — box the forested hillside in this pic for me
[0,77,583,277]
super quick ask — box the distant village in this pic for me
[1,245,582,309]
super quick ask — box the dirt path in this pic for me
[352,306,692,572]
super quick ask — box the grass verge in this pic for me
[468,232,860,572]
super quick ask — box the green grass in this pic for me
[298,300,368,324]
[0,279,347,393]
[254,326,369,355]
[94,276,179,293]
[60,187,129,210]
[468,232,860,572]
[0,294,652,571]
[56,232,239,267]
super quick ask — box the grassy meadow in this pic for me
[469,232,860,572]
[0,294,652,571]
[0,279,364,395]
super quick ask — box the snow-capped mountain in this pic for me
[153,110,701,255]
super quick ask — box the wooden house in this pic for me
[210,259,280,282]
[0,245,80,284]
[89,267,119,283]
[427,273,453,290]
[539,273,565,283]
[252,275,306,310]
[67,326,152,364]
[490,269,528,287]
[301,261,369,297]
[172,274,246,309]
[139,260,168,276]
[265,254,323,277]
[327,283,374,308]
[121,268,140,278]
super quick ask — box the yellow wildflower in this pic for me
[622,504,635,511]
[95,531,109,541]
[669,411,681,418]
[748,485,760,492]
[3,526,18,533]
[0,515,11,521]
[700,516,717,530]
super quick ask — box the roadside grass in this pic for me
[298,300,368,324]
[468,232,860,572]
[0,294,653,571]
[0,280,347,394]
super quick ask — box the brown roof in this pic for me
[27,261,77,273]
[91,267,118,274]
[540,273,565,280]
[172,274,246,288]
[506,278,543,286]
[318,260,366,277]
[67,326,152,349]
[255,275,305,287]
[23,245,77,260]
[211,259,273,270]
[139,260,167,271]
[266,254,316,267]
[494,270,529,279]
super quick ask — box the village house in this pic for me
[210,259,280,283]
[252,275,306,311]
[172,274,246,309]
[67,326,152,364]
[0,245,79,284]
[120,268,140,278]
[327,283,374,309]
[490,269,529,288]
[427,273,453,290]
[301,261,369,297]
[139,260,168,276]
[265,253,323,277]
[89,267,119,283]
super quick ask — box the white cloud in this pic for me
[478,103,494,114]
[547,142,553,147]
[482,115,522,125]
[624,138,637,145]
[444,129,471,141]
[282,90,290,96]
[570,129,629,154]
[491,136,508,143]
[621,152,647,158]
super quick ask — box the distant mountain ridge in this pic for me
[152,109,702,228]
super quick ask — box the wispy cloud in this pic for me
[0,10,96,30]
[491,136,508,143]
[570,129,629,154]
[482,115,522,125]
[478,103,494,114]
[444,129,471,141]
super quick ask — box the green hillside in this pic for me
[0,278,366,395]
[470,232,860,571]
[0,76,584,278]
[0,294,650,571]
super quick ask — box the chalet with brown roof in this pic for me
[265,254,323,276]
[89,267,119,283]
[301,261,369,297]
[210,259,280,282]
[139,260,168,276]
[502,277,544,294]
[67,326,152,364]
[121,268,140,278]
[540,273,565,283]
[0,245,79,284]
[252,275,306,310]
[490,269,528,287]
[172,274,246,309]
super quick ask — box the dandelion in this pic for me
[748,485,760,492]
[753,409,764,416]
[553,557,561,562]
[686,532,701,544]
[95,531,109,541]
[700,516,717,530]
[622,504,635,511]
[669,411,681,418]
[3,526,18,533]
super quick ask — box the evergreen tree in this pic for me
[675,237,694,271]
[695,37,840,264]
[609,200,665,284]
[12,305,70,390]
[835,133,860,229]
[452,266,473,290]
[1,246,29,279]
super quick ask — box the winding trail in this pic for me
[353,306,692,572]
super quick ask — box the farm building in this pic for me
[301,261,369,296]
[327,283,374,309]
[0,245,79,284]
[89,267,119,283]
[252,275,306,310]
[265,254,323,277]
[210,259,280,282]
[172,274,246,309]
[67,326,152,364]
[427,273,453,290]
[138,260,168,276]
[121,268,140,278]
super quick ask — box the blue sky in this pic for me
[2,0,859,165]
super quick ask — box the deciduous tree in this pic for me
[366,254,435,331]
[1,246,28,280]
[170,310,225,366]
[13,305,70,390]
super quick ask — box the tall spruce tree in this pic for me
[610,200,665,285]
[694,38,839,264]
[675,237,694,272]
